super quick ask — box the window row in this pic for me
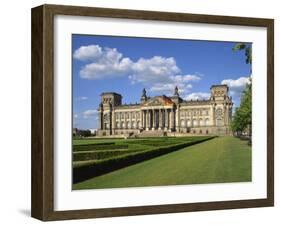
[180,109,209,117]
[115,121,141,129]
[180,118,210,127]
[115,112,140,119]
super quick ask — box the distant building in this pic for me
[97,85,233,136]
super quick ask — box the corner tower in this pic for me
[98,92,122,135]
[210,85,233,133]
[211,84,229,101]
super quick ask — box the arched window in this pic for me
[205,119,209,126]
[121,122,125,128]
[127,121,131,129]
[199,119,204,126]
[132,121,136,128]
[116,122,120,129]
[187,120,191,127]
[137,121,141,128]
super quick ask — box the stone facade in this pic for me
[97,85,233,136]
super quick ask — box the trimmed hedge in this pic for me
[73,144,128,152]
[73,136,215,183]
[126,137,204,146]
[73,149,141,161]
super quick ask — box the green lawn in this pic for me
[73,136,252,189]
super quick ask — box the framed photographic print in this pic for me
[31,4,274,221]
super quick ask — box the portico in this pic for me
[141,107,175,131]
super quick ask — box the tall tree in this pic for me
[231,80,252,135]
[231,43,252,138]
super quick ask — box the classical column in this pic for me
[151,109,155,130]
[148,110,151,130]
[143,110,146,129]
[109,111,112,134]
[170,109,175,131]
[162,110,164,129]
[145,110,148,130]
[140,111,143,129]
[144,110,147,129]
[129,112,132,129]
[124,113,127,129]
[159,109,163,130]
[175,107,179,132]
[165,109,169,130]
[163,109,166,130]
[112,111,115,135]
[163,110,165,129]
[154,110,156,129]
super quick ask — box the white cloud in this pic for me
[73,45,102,61]
[80,57,132,80]
[82,109,98,119]
[74,45,133,80]
[221,76,250,97]
[73,44,202,96]
[182,74,201,82]
[129,56,180,84]
[185,92,210,101]
[150,83,192,96]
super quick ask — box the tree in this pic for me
[231,80,252,136]
[232,43,252,65]
[231,43,252,140]
[77,129,92,137]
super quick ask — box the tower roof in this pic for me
[210,84,229,90]
[100,92,122,97]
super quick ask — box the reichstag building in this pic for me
[97,85,233,136]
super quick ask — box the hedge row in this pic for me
[73,144,128,152]
[73,149,141,161]
[126,140,179,146]
[126,137,206,146]
[73,136,215,183]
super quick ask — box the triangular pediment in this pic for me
[143,96,174,106]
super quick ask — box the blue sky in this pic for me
[72,34,251,130]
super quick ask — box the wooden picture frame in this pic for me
[31,4,274,221]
